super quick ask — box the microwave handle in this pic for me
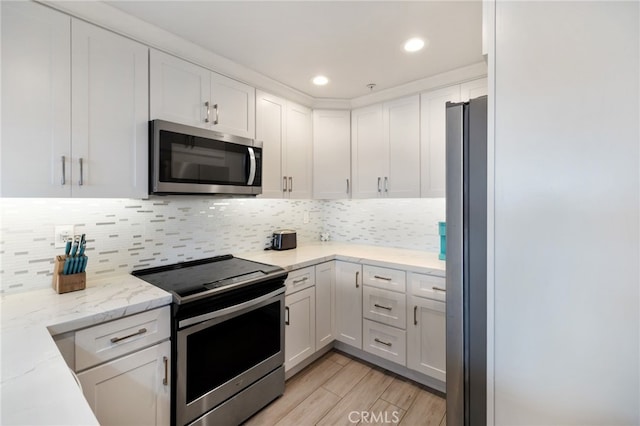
[247,147,256,185]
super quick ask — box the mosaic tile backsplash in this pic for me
[0,198,444,294]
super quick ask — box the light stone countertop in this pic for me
[238,242,446,276]
[0,274,172,425]
[0,242,442,425]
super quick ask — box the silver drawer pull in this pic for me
[432,286,446,292]
[414,305,418,325]
[163,356,168,386]
[292,277,308,285]
[110,328,147,344]
[355,271,360,288]
[374,275,392,281]
[374,303,392,311]
[374,338,392,347]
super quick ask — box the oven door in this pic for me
[150,120,262,195]
[175,286,284,426]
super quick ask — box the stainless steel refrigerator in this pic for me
[445,96,487,425]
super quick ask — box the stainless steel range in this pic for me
[133,255,288,426]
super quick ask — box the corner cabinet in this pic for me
[351,95,420,198]
[150,49,255,139]
[312,110,351,199]
[256,91,312,199]
[1,2,148,198]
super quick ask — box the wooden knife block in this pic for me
[52,255,86,294]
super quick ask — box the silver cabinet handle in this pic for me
[61,156,66,185]
[374,303,392,311]
[346,178,350,194]
[377,177,381,193]
[213,103,219,125]
[432,286,447,292]
[292,277,308,285]
[163,356,168,386]
[288,177,293,192]
[374,338,392,347]
[285,306,290,325]
[374,275,392,281]
[414,306,418,325]
[384,176,388,193]
[355,271,360,288]
[283,176,288,192]
[204,101,211,123]
[110,328,147,344]
[78,158,84,186]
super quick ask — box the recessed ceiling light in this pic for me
[404,37,425,53]
[312,75,329,86]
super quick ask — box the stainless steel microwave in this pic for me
[150,120,262,195]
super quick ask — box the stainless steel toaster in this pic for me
[272,230,297,250]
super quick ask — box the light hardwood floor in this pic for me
[244,350,446,426]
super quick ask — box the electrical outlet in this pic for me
[54,225,75,249]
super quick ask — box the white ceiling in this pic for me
[106,1,484,100]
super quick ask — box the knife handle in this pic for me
[64,240,72,256]
[62,257,71,275]
[70,241,79,257]
[81,256,88,273]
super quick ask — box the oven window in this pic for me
[159,130,261,186]
[185,300,281,403]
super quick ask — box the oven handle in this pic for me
[178,286,285,329]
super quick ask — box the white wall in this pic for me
[493,1,639,424]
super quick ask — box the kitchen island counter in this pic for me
[0,274,172,425]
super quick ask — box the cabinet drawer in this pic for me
[363,265,406,292]
[285,266,315,294]
[409,272,446,301]
[363,286,406,329]
[362,319,406,366]
[75,306,171,371]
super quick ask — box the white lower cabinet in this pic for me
[61,306,172,426]
[285,285,316,372]
[407,295,446,382]
[78,340,171,426]
[363,318,407,366]
[315,261,335,350]
[335,261,363,348]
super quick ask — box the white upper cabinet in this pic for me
[351,104,386,198]
[384,95,421,198]
[1,2,71,197]
[256,91,312,199]
[460,78,488,102]
[71,20,148,199]
[256,91,286,198]
[420,85,461,198]
[312,110,351,199]
[352,95,420,198]
[150,49,255,139]
[1,2,148,198]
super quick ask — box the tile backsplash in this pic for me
[0,197,444,294]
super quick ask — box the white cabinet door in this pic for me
[407,295,446,382]
[71,20,148,198]
[420,85,461,198]
[351,104,386,198]
[460,78,488,102]
[284,102,312,199]
[149,49,210,128]
[315,261,335,350]
[210,72,255,139]
[284,286,316,372]
[78,340,171,426]
[1,1,71,197]
[335,261,363,348]
[256,90,286,198]
[385,95,420,198]
[313,110,351,199]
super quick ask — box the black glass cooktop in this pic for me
[132,255,286,299]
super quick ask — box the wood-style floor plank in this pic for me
[321,359,371,397]
[325,350,351,366]
[275,388,340,426]
[399,388,446,426]
[380,376,421,410]
[317,367,394,426]
[359,399,406,426]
